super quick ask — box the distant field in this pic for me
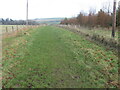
[34,18,64,25]
[3,26,118,88]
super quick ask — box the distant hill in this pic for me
[32,18,65,24]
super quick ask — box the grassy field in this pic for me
[2,26,118,88]
[62,25,118,41]
[77,27,119,40]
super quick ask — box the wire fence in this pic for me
[2,25,26,34]
[1,25,46,35]
[0,25,46,38]
[1,25,26,36]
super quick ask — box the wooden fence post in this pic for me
[6,27,8,33]
[17,25,18,31]
[12,26,14,32]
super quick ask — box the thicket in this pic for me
[61,5,120,28]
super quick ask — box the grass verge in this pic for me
[2,26,118,88]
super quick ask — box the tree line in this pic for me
[61,3,120,29]
[0,18,39,25]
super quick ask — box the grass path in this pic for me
[2,26,118,88]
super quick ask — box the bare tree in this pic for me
[102,0,112,14]
[88,8,97,29]
[89,7,96,14]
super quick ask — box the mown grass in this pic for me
[2,26,118,88]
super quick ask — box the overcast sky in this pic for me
[0,0,119,20]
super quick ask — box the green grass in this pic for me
[76,27,118,40]
[2,26,118,88]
